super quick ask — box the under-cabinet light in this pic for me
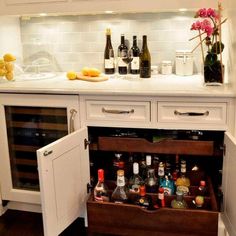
[105,10,114,14]
[178,8,188,12]
[39,13,47,16]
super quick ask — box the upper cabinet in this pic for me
[0,0,219,16]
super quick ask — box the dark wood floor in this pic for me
[0,209,87,236]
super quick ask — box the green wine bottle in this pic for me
[140,35,151,78]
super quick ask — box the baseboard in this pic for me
[6,201,42,213]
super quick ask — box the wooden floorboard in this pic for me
[0,210,87,236]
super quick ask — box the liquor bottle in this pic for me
[111,170,129,203]
[145,168,158,193]
[139,35,151,78]
[146,154,152,172]
[139,154,147,180]
[159,175,175,196]
[135,185,152,209]
[158,162,165,185]
[176,160,190,195]
[129,162,143,193]
[198,180,207,196]
[94,169,110,202]
[157,187,165,208]
[153,155,160,177]
[112,153,123,180]
[129,35,140,74]
[171,191,188,209]
[104,28,115,74]
[117,34,128,75]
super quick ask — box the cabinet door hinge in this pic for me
[220,144,226,156]
[87,183,93,194]
[84,139,90,150]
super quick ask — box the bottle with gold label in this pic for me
[176,160,190,195]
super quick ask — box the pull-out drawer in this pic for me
[87,176,218,236]
[158,102,227,130]
[85,100,151,126]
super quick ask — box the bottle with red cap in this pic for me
[135,185,152,209]
[94,169,110,202]
[198,180,207,196]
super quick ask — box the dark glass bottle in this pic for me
[118,34,128,75]
[139,35,151,78]
[94,169,110,202]
[145,169,158,193]
[129,36,140,74]
[135,185,152,209]
[104,28,115,74]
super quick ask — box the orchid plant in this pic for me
[190,3,226,83]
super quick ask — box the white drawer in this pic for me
[158,102,227,128]
[86,100,151,123]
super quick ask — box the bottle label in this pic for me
[140,61,151,77]
[105,58,114,69]
[131,57,140,70]
[158,192,164,200]
[117,176,125,187]
[158,167,164,177]
[118,57,127,67]
[163,187,172,196]
[176,186,189,195]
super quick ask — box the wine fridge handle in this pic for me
[69,109,77,133]
[102,107,134,114]
[174,110,209,116]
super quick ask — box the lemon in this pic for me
[3,53,16,62]
[0,68,7,76]
[66,71,77,80]
[81,67,90,76]
[0,59,5,69]
[5,62,14,72]
[5,72,14,81]
[88,68,101,77]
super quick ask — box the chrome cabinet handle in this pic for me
[102,107,134,114]
[44,150,53,156]
[69,109,77,133]
[174,110,209,116]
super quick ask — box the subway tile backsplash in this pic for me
[20,12,202,73]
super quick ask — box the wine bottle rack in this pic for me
[5,106,68,191]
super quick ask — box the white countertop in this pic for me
[0,73,234,97]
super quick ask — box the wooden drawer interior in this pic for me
[87,176,218,236]
[97,136,214,156]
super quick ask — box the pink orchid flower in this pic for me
[197,8,208,17]
[191,20,202,30]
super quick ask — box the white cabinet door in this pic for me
[222,132,236,236]
[37,127,90,236]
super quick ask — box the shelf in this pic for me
[98,137,214,156]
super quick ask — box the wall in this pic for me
[20,12,204,73]
[0,16,22,62]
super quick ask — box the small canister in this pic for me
[175,50,193,76]
[161,61,172,75]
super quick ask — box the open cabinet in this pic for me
[36,126,236,236]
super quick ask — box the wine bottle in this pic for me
[129,36,140,74]
[139,35,151,78]
[104,28,115,74]
[117,34,128,75]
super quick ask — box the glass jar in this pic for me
[175,50,193,76]
[161,61,172,75]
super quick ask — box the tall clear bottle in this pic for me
[112,170,129,203]
[129,35,140,74]
[139,35,151,78]
[104,28,115,74]
[129,162,143,193]
[117,34,128,75]
[94,169,110,202]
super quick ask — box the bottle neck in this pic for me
[106,35,112,47]
[133,36,137,47]
[142,35,147,50]
[121,35,125,45]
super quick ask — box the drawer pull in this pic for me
[174,110,209,116]
[69,109,77,133]
[102,107,134,114]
